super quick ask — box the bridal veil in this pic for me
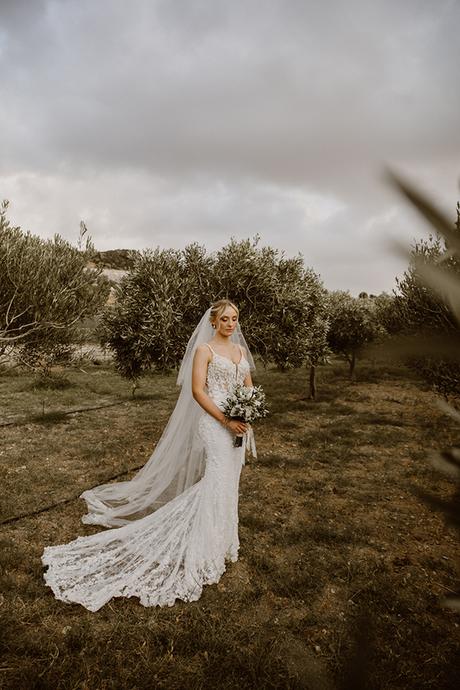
[80,307,255,527]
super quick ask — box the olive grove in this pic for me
[99,237,330,396]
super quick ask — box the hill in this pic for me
[89,249,140,270]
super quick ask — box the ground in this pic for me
[0,358,459,689]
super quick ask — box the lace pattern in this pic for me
[205,349,250,400]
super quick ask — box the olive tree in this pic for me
[211,237,330,396]
[99,244,214,385]
[372,291,405,335]
[101,236,330,398]
[305,308,331,399]
[327,290,385,378]
[0,201,109,375]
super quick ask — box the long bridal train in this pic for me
[42,346,253,611]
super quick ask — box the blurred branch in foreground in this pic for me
[378,170,460,606]
[339,171,460,689]
[364,172,460,402]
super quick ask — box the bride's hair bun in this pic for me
[209,299,239,325]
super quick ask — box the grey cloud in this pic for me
[0,0,458,294]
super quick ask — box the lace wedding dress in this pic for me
[42,346,252,612]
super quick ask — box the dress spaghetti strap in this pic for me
[205,343,215,355]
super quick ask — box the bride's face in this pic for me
[215,307,238,336]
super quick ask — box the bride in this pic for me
[42,299,256,611]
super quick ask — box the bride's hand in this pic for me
[225,419,248,435]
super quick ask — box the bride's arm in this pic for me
[192,345,248,434]
[191,345,223,421]
[242,347,253,387]
[244,372,253,386]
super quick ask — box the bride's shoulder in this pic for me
[196,343,213,358]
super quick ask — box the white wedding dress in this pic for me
[42,347,252,612]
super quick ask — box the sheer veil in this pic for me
[80,307,255,527]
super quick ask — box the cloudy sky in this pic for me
[1,0,459,294]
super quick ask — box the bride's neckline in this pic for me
[206,343,244,366]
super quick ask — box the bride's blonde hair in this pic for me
[209,299,239,326]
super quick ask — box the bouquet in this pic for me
[222,384,268,447]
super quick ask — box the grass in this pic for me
[0,357,459,689]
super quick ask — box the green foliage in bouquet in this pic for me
[222,383,269,423]
[222,383,268,447]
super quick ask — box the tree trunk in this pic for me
[349,352,356,379]
[309,364,316,399]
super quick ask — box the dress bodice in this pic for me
[206,348,250,404]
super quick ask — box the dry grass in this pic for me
[0,358,459,689]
